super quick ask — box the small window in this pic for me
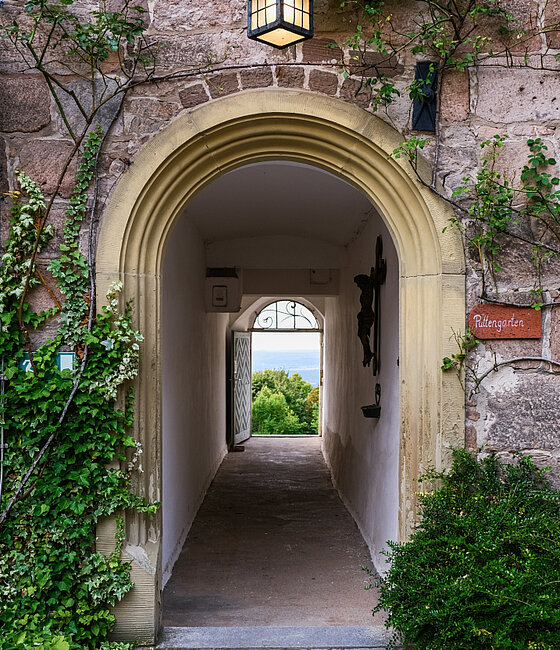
[252,300,320,331]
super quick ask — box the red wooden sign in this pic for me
[468,304,541,339]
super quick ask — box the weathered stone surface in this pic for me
[179,83,210,108]
[153,33,218,75]
[27,263,64,315]
[240,67,274,90]
[276,66,305,88]
[440,69,469,123]
[482,336,543,360]
[477,0,542,54]
[152,0,245,31]
[549,307,560,361]
[544,2,560,50]
[348,51,403,78]
[127,98,181,119]
[339,77,370,109]
[308,70,339,95]
[302,38,342,64]
[0,76,51,133]
[123,98,181,136]
[18,140,76,199]
[314,0,360,33]
[476,69,560,123]
[0,139,8,194]
[465,424,477,450]
[207,72,240,99]
[106,0,149,13]
[479,372,560,451]
[492,233,547,291]
[53,77,123,138]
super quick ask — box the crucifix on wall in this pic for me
[353,235,387,376]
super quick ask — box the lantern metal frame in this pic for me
[247,0,314,50]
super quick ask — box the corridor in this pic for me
[162,436,384,627]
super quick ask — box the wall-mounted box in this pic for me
[205,268,242,312]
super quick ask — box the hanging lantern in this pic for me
[247,0,313,49]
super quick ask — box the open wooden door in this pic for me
[232,331,252,445]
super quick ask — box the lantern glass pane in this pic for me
[256,27,306,47]
[283,3,294,24]
[266,4,277,23]
[283,0,311,27]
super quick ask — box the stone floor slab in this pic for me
[155,625,393,649]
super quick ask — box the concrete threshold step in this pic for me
[155,625,393,649]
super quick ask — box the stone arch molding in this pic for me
[96,89,465,642]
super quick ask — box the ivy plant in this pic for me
[0,139,154,648]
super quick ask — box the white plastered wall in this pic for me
[323,216,399,572]
[162,216,229,585]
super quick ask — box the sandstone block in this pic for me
[0,139,8,193]
[0,75,51,133]
[480,336,543,361]
[440,69,469,123]
[240,67,274,90]
[207,73,240,99]
[152,0,245,31]
[179,84,210,109]
[128,98,181,120]
[477,0,542,55]
[544,2,560,49]
[302,38,342,65]
[276,66,305,88]
[154,34,217,75]
[28,263,64,315]
[18,140,76,199]
[308,70,338,95]
[339,77,370,109]
[480,372,560,451]
[549,307,560,361]
[465,424,477,450]
[476,69,560,123]
[348,51,403,78]
[314,0,360,33]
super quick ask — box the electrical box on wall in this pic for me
[205,268,242,312]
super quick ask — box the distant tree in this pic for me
[252,386,304,435]
[252,370,318,434]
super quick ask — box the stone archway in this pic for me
[96,89,465,643]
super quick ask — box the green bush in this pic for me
[252,386,304,435]
[252,370,318,434]
[374,449,560,649]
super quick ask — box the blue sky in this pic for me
[251,331,321,351]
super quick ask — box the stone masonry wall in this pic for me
[1,0,560,480]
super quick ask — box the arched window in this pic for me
[252,300,320,331]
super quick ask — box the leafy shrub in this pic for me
[374,449,560,649]
[252,370,318,434]
[252,386,304,435]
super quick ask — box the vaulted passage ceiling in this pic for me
[182,161,378,247]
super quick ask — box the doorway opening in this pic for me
[160,155,401,614]
[251,300,322,437]
[96,90,465,643]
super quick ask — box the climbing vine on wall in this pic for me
[0,148,155,648]
[0,2,162,647]
[340,1,560,391]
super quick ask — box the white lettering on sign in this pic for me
[472,314,525,333]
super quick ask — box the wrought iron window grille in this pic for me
[252,300,321,331]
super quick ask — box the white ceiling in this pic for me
[182,161,378,246]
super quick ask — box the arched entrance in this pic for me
[96,89,465,642]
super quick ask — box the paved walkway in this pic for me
[162,437,384,629]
